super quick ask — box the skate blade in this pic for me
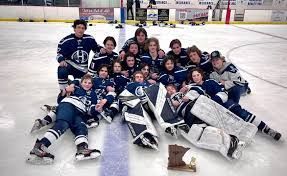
[40,105,50,113]
[30,122,42,133]
[75,152,101,161]
[149,144,159,150]
[26,155,53,165]
[143,142,159,150]
[100,112,112,123]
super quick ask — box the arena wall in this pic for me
[0,5,286,23]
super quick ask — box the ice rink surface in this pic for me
[0,22,286,176]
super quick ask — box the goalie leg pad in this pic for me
[181,124,232,159]
[190,95,257,144]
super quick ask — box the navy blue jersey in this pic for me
[185,52,213,78]
[158,66,188,89]
[110,73,131,94]
[125,81,151,96]
[88,52,118,76]
[186,79,228,105]
[72,77,116,104]
[59,85,99,116]
[93,77,116,104]
[140,52,164,72]
[166,48,189,67]
[56,34,101,73]
[126,66,141,79]
[120,37,146,56]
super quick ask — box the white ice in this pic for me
[0,22,286,176]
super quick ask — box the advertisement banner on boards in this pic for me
[158,9,170,21]
[147,9,159,21]
[136,8,147,21]
[175,9,209,21]
[271,10,287,22]
[79,8,114,21]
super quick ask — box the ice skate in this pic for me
[100,109,113,123]
[86,118,99,129]
[178,124,190,134]
[121,105,128,122]
[40,104,57,113]
[30,119,45,133]
[75,143,101,161]
[246,87,251,94]
[231,141,246,159]
[266,128,282,141]
[26,139,54,165]
[165,126,178,138]
[140,134,158,150]
[227,135,246,159]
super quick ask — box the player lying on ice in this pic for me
[119,71,250,159]
[27,74,102,164]
[30,64,119,133]
[181,68,281,141]
[166,84,253,160]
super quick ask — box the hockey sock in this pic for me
[39,137,52,148]
[43,111,56,125]
[43,116,52,125]
[246,114,268,132]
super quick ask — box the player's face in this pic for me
[99,67,109,79]
[148,41,158,53]
[126,56,135,67]
[171,43,181,55]
[105,40,115,54]
[141,65,150,78]
[134,73,144,83]
[166,86,177,95]
[136,32,146,44]
[165,60,174,71]
[129,44,139,55]
[81,79,93,90]
[211,58,224,70]
[189,52,200,64]
[74,24,86,38]
[192,71,203,84]
[113,62,122,73]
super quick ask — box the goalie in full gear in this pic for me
[27,75,101,164]
[183,68,281,141]
[119,71,186,149]
[119,71,159,149]
[166,84,248,160]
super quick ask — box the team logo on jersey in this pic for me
[72,50,89,64]
[168,75,175,82]
[135,86,145,97]
[79,96,91,106]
